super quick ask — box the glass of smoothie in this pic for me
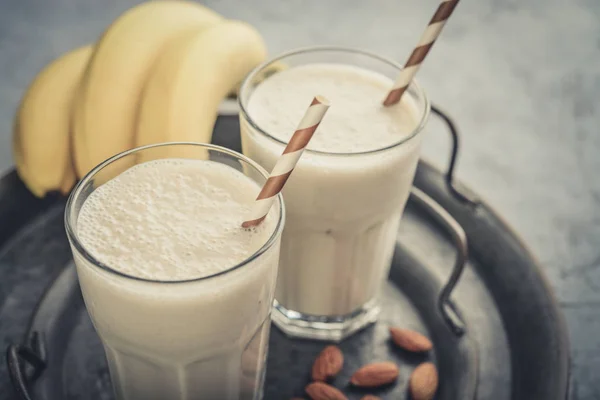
[65,142,285,400]
[239,47,430,341]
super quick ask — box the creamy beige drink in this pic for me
[240,49,428,340]
[66,145,283,400]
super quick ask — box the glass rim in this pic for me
[238,45,431,157]
[64,141,286,284]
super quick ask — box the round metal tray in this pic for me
[2,108,569,400]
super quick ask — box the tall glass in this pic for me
[239,47,429,341]
[65,143,285,400]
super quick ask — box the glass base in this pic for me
[272,300,380,342]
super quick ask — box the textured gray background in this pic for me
[0,0,599,398]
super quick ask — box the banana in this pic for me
[13,46,93,197]
[135,20,267,158]
[72,1,222,177]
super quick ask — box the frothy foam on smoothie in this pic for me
[77,159,276,281]
[248,63,420,153]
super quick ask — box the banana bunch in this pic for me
[13,1,268,197]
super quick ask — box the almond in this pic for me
[409,362,438,400]
[360,396,381,400]
[312,345,344,381]
[305,382,348,400]
[350,361,399,388]
[389,327,433,352]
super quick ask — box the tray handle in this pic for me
[431,105,479,206]
[410,187,468,336]
[7,331,46,400]
[406,104,475,336]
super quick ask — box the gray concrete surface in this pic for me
[1,0,599,398]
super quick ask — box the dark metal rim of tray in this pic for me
[3,106,570,400]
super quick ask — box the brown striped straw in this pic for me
[242,95,330,228]
[383,0,460,106]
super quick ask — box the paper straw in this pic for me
[242,95,330,228]
[383,0,460,106]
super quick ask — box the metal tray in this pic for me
[3,107,569,400]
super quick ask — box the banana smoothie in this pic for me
[66,145,283,400]
[240,49,428,340]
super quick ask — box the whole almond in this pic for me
[389,327,433,352]
[409,362,439,400]
[350,361,399,388]
[312,345,344,381]
[305,382,347,400]
[360,396,381,400]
